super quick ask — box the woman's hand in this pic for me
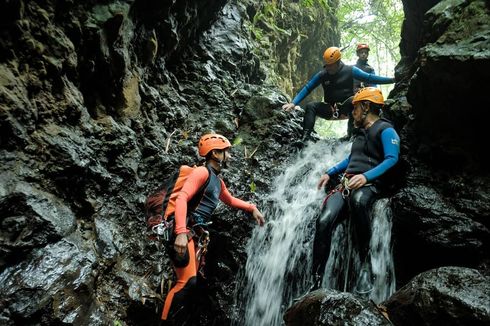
[174,233,188,256]
[252,208,265,226]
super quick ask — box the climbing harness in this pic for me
[152,219,174,242]
[330,97,352,119]
[152,218,212,276]
[340,174,352,198]
[322,173,353,206]
[332,103,340,119]
[189,222,212,278]
[322,173,374,206]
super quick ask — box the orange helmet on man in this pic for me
[352,87,384,105]
[323,47,341,65]
[198,133,232,157]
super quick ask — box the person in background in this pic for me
[312,87,400,295]
[282,47,395,141]
[353,43,376,92]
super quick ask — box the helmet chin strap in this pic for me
[211,153,228,170]
[360,103,370,124]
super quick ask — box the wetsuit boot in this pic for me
[355,262,374,298]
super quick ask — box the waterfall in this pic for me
[233,140,396,326]
[322,198,396,302]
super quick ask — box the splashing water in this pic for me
[322,198,396,302]
[233,140,396,326]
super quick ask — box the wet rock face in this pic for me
[398,0,441,64]
[390,0,490,286]
[1,0,489,324]
[408,0,490,171]
[0,239,98,325]
[284,289,391,326]
[391,183,490,285]
[0,0,324,324]
[0,181,76,268]
[384,266,490,326]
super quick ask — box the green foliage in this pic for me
[336,0,402,77]
[316,119,348,138]
[301,0,329,9]
[250,180,257,193]
[233,136,243,146]
[245,0,337,92]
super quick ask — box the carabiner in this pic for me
[342,188,350,199]
[152,223,166,236]
[332,103,340,119]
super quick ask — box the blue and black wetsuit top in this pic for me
[292,62,394,106]
[321,63,354,104]
[354,59,375,91]
[326,118,400,186]
[190,166,221,225]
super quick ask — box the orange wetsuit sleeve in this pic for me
[219,179,256,212]
[174,166,209,235]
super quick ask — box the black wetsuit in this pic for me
[353,59,375,92]
[292,63,394,139]
[312,119,400,284]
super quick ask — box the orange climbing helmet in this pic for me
[356,43,370,52]
[352,87,384,105]
[323,47,341,65]
[198,133,232,157]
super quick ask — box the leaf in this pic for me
[233,137,243,145]
[250,181,257,193]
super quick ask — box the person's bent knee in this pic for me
[304,102,317,113]
[316,210,335,234]
[350,189,371,210]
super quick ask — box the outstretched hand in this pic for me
[317,174,330,190]
[252,207,265,226]
[282,103,297,112]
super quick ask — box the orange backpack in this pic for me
[145,165,211,230]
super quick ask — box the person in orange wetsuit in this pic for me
[161,133,265,324]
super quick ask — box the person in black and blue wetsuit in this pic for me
[312,87,400,295]
[282,47,395,141]
[353,43,376,92]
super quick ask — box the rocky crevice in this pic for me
[0,0,489,325]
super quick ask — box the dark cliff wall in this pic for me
[0,0,339,325]
[1,0,488,324]
[389,0,489,286]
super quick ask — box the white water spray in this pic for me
[233,140,396,326]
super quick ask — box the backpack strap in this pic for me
[186,164,212,213]
[166,165,212,223]
[159,170,181,220]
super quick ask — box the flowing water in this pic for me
[233,139,396,326]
